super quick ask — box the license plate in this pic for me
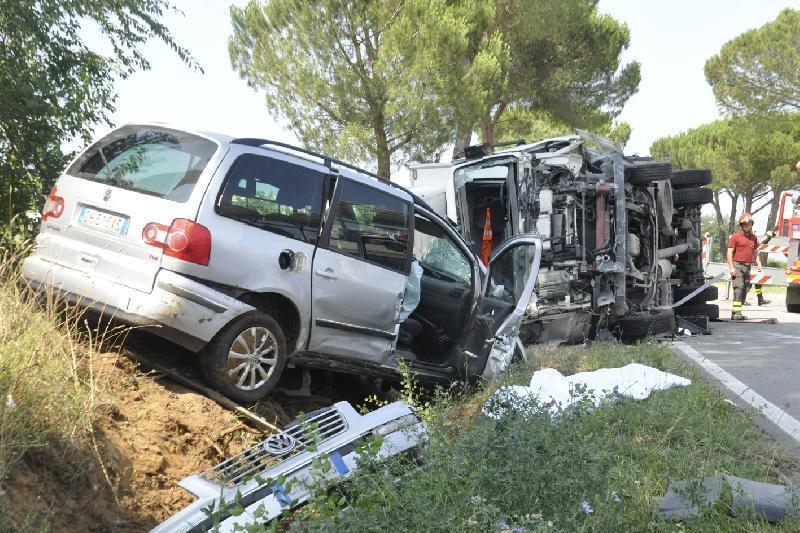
[79,207,129,235]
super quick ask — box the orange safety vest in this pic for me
[481,207,493,265]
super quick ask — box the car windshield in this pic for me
[68,125,218,203]
[453,156,517,189]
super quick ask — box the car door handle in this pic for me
[315,268,338,280]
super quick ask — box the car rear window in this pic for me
[68,125,217,203]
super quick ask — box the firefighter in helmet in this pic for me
[726,212,764,320]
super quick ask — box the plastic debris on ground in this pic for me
[657,475,799,522]
[483,363,691,419]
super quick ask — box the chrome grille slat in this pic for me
[199,406,349,487]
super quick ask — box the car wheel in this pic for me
[673,285,718,304]
[614,308,675,340]
[675,303,720,320]
[672,187,713,207]
[201,311,287,403]
[671,169,712,189]
[624,161,673,186]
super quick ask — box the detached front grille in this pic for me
[199,406,348,487]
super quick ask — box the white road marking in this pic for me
[672,342,800,445]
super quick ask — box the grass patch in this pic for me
[296,342,799,531]
[0,246,122,528]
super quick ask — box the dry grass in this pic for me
[0,245,125,494]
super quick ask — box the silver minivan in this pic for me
[23,123,541,402]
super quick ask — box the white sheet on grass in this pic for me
[483,363,691,419]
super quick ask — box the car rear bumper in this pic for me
[22,255,253,352]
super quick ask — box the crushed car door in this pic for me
[308,179,412,363]
[455,235,542,380]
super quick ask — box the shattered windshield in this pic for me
[453,156,517,189]
[413,213,472,285]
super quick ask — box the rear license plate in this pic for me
[79,207,129,235]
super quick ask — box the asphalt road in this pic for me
[672,294,800,458]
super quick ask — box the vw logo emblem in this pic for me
[103,189,112,202]
[264,432,297,455]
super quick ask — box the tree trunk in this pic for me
[727,191,739,236]
[766,190,782,232]
[451,131,472,160]
[744,189,753,214]
[712,191,727,259]
[372,113,391,180]
[480,113,494,152]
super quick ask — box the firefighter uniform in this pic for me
[728,229,758,317]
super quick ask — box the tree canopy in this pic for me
[470,0,640,151]
[0,0,197,226]
[651,115,800,256]
[229,0,639,178]
[229,0,504,179]
[705,8,800,115]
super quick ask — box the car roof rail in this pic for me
[231,137,439,214]
[231,138,385,181]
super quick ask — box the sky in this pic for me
[93,0,800,201]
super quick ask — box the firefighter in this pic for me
[727,213,764,320]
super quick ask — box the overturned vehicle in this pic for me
[414,132,714,343]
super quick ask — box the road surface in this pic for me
[672,296,800,458]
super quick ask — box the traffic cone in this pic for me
[481,207,493,265]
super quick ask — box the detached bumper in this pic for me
[22,255,253,352]
[153,401,427,532]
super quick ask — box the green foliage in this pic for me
[705,9,800,115]
[651,113,800,255]
[473,0,640,147]
[229,0,499,178]
[294,343,800,531]
[0,0,197,225]
[495,107,631,148]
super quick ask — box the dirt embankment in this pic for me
[7,349,303,531]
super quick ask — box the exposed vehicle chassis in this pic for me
[450,132,712,342]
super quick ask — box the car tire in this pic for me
[671,169,712,189]
[675,303,720,319]
[614,308,675,340]
[625,161,673,186]
[673,285,718,303]
[672,187,713,207]
[200,311,287,403]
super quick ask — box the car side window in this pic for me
[413,213,472,286]
[217,154,325,243]
[327,180,410,272]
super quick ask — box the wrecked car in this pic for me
[408,132,713,343]
[153,401,426,532]
[23,123,541,402]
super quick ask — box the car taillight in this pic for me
[41,187,64,221]
[142,218,211,266]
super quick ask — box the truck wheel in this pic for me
[201,311,287,403]
[625,161,673,186]
[671,170,712,189]
[675,303,719,320]
[673,285,718,304]
[614,308,675,340]
[787,286,800,313]
[672,187,713,207]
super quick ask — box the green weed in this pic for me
[293,342,800,531]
